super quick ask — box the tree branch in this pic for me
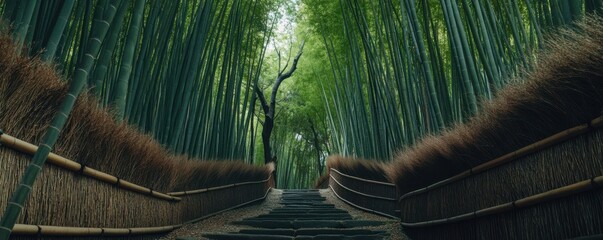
[254,82,269,114]
[269,40,305,116]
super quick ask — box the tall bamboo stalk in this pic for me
[0,1,121,237]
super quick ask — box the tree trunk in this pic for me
[254,40,304,188]
[262,116,274,164]
[309,120,323,176]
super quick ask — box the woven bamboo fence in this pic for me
[0,133,273,239]
[399,116,603,239]
[329,168,399,218]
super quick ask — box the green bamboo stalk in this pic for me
[90,1,128,94]
[112,0,146,120]
[42,0,75,61]
[13,0,38,48]
[0,1,120,237]
[404,0,445,128]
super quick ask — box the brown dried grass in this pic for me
[313,173,330,189]
[0,32,270,193]
[326,155,390,182]
[387,16,603,195]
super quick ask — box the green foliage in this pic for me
[1,0,274,162]
[1,0,121,236]
[302,0,598,161]
[1,0,600,193]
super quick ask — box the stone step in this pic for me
[259,212,350,217]
[245,217,354,221]
[246,216,353,220]
[238,228,387,236]
[203,233,386,240]
[202,233,292,240]
[295,234,385,240]
[200,190,391,240]
[281,202,334,206]
[279,205,335,208]
[281,199,328,202]
[232,220,387,229]
[270,210,349,214]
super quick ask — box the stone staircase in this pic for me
[200,189,390,239]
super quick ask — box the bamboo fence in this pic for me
[399,116,603,239]
[399,115,603,202]
[0,131,273,237]
[10,186,272,237]
[329,168,399,218]
[0,132,180,202]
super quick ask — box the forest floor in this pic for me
[159,188,408,240]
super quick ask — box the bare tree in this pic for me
[255,41,305,166]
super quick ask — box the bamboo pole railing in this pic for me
[329,170,396,201]
[399,115,603,202]
[11,187,273,236]
[167,175,272,197]
[329,168,395,186]
[401,175,603,227]
[329,185,398,219]
[1,131,275,237]
[329,168,398,218]
[0,132,181,201]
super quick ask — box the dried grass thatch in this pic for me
[387,17,603,195]
[386,16,603,239]
[0,31,271,233]
[313,173,330,189]
[0,32,270,192]
[325,155,390,183]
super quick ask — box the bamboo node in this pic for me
[77,164,86,175]
[31,163,42,170]
[18,183,32,190]
[36,225,41,236]
[590,177,599,188]
[113,177,121,186]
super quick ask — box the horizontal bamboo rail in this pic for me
[11,187,272,236]
[329,171,396,201]
[329,185,398,219]
[329,168,398,218]
[167,176,272,196]
[329,168,395,186]
[401,176,603,227]
[0,132,181,201]
[399,115,603,201]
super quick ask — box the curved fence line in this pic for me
[399,115,603,201]
[401,176,603,227]
[329,168,395,186]
[329,168,398,218]
[0,132,273,201]
[329,174,396,201]
[329,185,398,219]
[168,176,272,197]
[0,132,181,201]
[12,187,272,236]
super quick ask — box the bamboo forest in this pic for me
[1,0,603,239]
